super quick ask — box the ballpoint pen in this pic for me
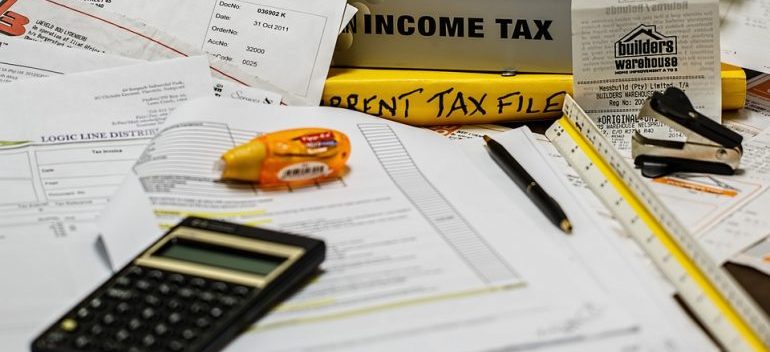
[483,135,572,234]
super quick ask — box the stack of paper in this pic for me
[1,0,769,351]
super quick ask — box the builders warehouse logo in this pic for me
[614,24,678,74]
[0,0,29,36]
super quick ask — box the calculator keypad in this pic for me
[35,265,257,352]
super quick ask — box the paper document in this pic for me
[0,56,213,140]
[721,0,770,73]
[0,57,214,350]
[458,128,716,351]
[100,98,637,351]
[99,0,347,104]
[724,74,770,138]
[733,237,770,276]
[0,0,285,98]
[699,127,770,266]
[572,0,722,152]
[0,38,282,104]
[0,236,111,350]
[88,0,357,34]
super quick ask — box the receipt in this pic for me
[96,0,347,105]
[0,0,286,99]
[571,0,722,152]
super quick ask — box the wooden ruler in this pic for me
[545,95,770,352]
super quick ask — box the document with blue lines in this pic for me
[101,98,637,351]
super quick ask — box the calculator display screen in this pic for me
[155,239,285,276]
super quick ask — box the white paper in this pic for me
[0,57,215,350]
[572,0,722,152]
[0,235,111,350]
[732,237,770,276]
[0,38,283,104]
[461,128,716,351]
[99,0,347,104]
[0,56,213,140]
[0,0,287,99]
[340,4,358,34]
[100,98,638,351]
[723,74,770,138]
[0,57,213,237]
[0,37,140,81]
[721,0,770,73]
[696,127,770,265]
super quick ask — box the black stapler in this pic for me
[632,87,743,178]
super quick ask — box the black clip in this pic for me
[632,87,743,178]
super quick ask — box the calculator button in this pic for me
[74,335,92,348]
[168,312,183,325]
[135,279,152,291]
[167,298,182,310]
[88,324,104,336]
[232,285,250,296]
[181,328,197,340]
[60,318,78,332]
[107,288,134,300]
[142,334,157,347]
[210,307,224,319]
[145,294,161,306]
[45,331,67,344]
[115,329,131,342]
[76,308,91,320]
[219,295,239,307]
[167,340,185,351]
[195,317,211,329]
[128,318,143,331]
[190,302,208,314]
[89,297,104,310]
[102,314,117,326]
[127,266,144,277]
[148,270,164,281]
[199,291,216,302]
[190,277,207,288]
[115,276,132,287]
[178,287,195,299]
[158,283,174,295]
[153,323,169,336]
[141,307,156,320]
[168,274,185,285]
[212,282,229,292]
[101,341,122,352]
[116,302,132,314]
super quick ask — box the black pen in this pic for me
[483,135,573,234]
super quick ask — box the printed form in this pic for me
[721,0,770,74]
[0,38,282,104]
[458,129,716,351]
[0,0,286,99]
[96,0,348,104]
[0,57,214,350]
[100,99,638,351]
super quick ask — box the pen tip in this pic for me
[560,219,573,234]
[483,135,492,143]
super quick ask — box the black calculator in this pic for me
[32,217,325,352]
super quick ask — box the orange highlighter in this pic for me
[218,128,351,187]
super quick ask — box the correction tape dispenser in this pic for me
[218,128,351,187]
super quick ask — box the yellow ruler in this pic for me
[545,95,770,352]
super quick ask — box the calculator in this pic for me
[32,217,325,352]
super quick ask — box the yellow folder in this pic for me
[322,64,746,126]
